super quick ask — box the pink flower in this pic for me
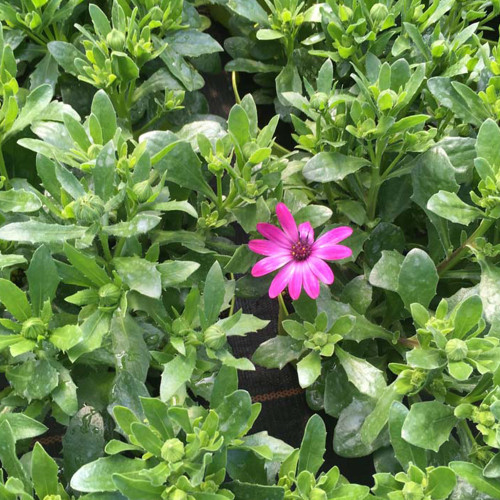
[248,203,353,300]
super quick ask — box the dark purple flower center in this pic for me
[291,239,312,261]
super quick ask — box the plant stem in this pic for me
[231,72,242,104]
[0,145,10,189]
[216,173,223,211]
[277,293,289,336]
[437,218,495,275]
[229,273,236,316]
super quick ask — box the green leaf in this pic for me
[217,313,269,336]
[32,443,59,499]
[361,383,402,446]
[369,250,404,292]
[7,84,53,140]
[71,456,146,493]
[476,119,500,169]
[7,359,59,400]
[0,253,26,269]
[225,0,268,23]
[388,402,427,470]
[89,4,112,38]
[102,214,161,237]
[297,351,322,388]
[401,401,456,452]
[427,191,483,225]
[27,245,59,315]
[336,347,386,399]
[111,52,139,83]
[156,260,200,288]
[139,397,173,440]
[64,243,110,287]
[111,314,150,383]
[303,152,369,183]
[427,77,483,127]
[160,351,196,401]
[0,413,47,441]
[0,221,87,243]
[252,336,303,369]
[142,131,215,201]
[225,482,285,500]
[93,141,115,202]
[49,325,82,352]
[298,414,326,475]
[216,390,252,441]
[478,260,500,326]
[0,278,31,321]
[0,189,41,212]
[114,257,162,299]
[113,475,164,500]
[228,104,250,147]
[0,421,30,491]
[294,205,333,228]
[450,462,500,498]
[211,365,239,408]
[164,29,223,57]
[397,249,438,310]
[454,295,483,339]
[203,261,225,325]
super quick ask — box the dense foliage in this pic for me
[1,0,500,498]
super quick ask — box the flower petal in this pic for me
[303,263,320,299]
[256,223,291,247]
[269,263,295,298]
[251,255,291,277]
[276,203,298,241]
[298,222,314,244]
[313,244,352,261]
[288,264,303,300]
[315,226,353,248]
[248,239,290,257]
[309,257,334,285]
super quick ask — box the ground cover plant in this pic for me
[2,0,500,498]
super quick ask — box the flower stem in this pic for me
[437,218,495,275]
[231,72,242,104]
[277,293,289,336]
[229,273,236,316]
[0,145,10,189]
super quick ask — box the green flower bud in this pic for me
[402,481,425,500]
[132,180,153,203]
[87,144,101,159]
[73,194,105,224]
[312,332,328,347]
[431,40,448,58]
[377,89,396,111]
[455,403,475,419]
[161,438,185,463]
[339,4,354,21]
[43,496,62,500]
[106,28,126,51]
[282,9,292,23]
[476,410,496,428]
[203,325,226,350]
[445,338,468,361]
[310,92,329,111]
[21,317,47,340]
[370,3,389,22]
[98,283,121,308]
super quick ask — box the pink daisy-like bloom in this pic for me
[248,203,353,300]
